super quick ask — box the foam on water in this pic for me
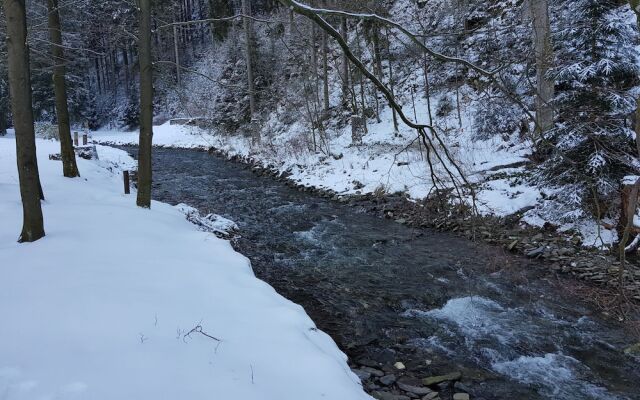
[407,296,622,400]
[493,354,621,400]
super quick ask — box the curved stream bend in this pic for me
[130,147,639,400]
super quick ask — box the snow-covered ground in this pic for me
[0,135,371,400]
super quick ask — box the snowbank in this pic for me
[0,136,370,400]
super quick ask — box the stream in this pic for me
[128,147,639,400]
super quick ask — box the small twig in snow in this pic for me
[183,325,222,343]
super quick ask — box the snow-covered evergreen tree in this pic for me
[542,0,639,204]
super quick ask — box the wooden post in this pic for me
[73,131,78,146]
[123,171,130,194]
[82,134,87,145]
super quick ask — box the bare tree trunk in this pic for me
[173,24,181,85]
[385,27,399,133]
[47,0,79,178]
[340,17,349,105]
[530,0,554,133]
[3,0,45,242]
[94,58,102,92]
[242,0,258,143]
[372,23,383,123]
[0,100,6,135]
[137,0,153,208]
[321,28,329,112]
[122,45,130,95]
[423,54,434,125]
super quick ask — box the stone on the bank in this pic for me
[396,377,434,395]
[422,371,462,386]
[624,342,640,355]
[354,369,371,381]
[372,391,410,400]
[422,392,440,400]
[362,366,385,377]
[453,393,470,400]
[526,246,545,258]
[393,361,406,370]
[379,374,397,386]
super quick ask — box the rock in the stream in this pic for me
[422,371,462,386]
[453,393,470,400]
[393,361,406,370]
[379,374,397,386]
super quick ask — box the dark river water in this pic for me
[130,147,639,400]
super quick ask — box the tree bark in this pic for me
[241,0,259,143]
[173,24,181,85]
[47,0,79,178]
[0,99,6,135]
[530,0,554,133]
[137,0,153,208]
[340,17,349,105]
[385,26,399,133]
[3,0,45,242]
[321,28,330,112]
[242,0,255,117]
[122,45,130,95]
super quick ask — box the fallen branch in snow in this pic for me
[625,234,640,253]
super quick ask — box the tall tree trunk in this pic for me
[242,0,258,142]
[321,28,329,112]
[3,0,45,242]
[340,17,349,105]
[94,58,102,92]
[47,0,79,178]
[0,99,6,135]
[173,24,181,85]
[385,27,399,133]
[530,0,554,133]
[137,0,153,208]
[122,45,130,95]
[372,23,383,122]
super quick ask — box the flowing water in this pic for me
[130,147,639,399]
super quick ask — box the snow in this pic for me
[0,136,371,400]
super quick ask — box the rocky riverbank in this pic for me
[191,145,640,305]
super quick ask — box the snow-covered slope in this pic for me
[0,136,371,400]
